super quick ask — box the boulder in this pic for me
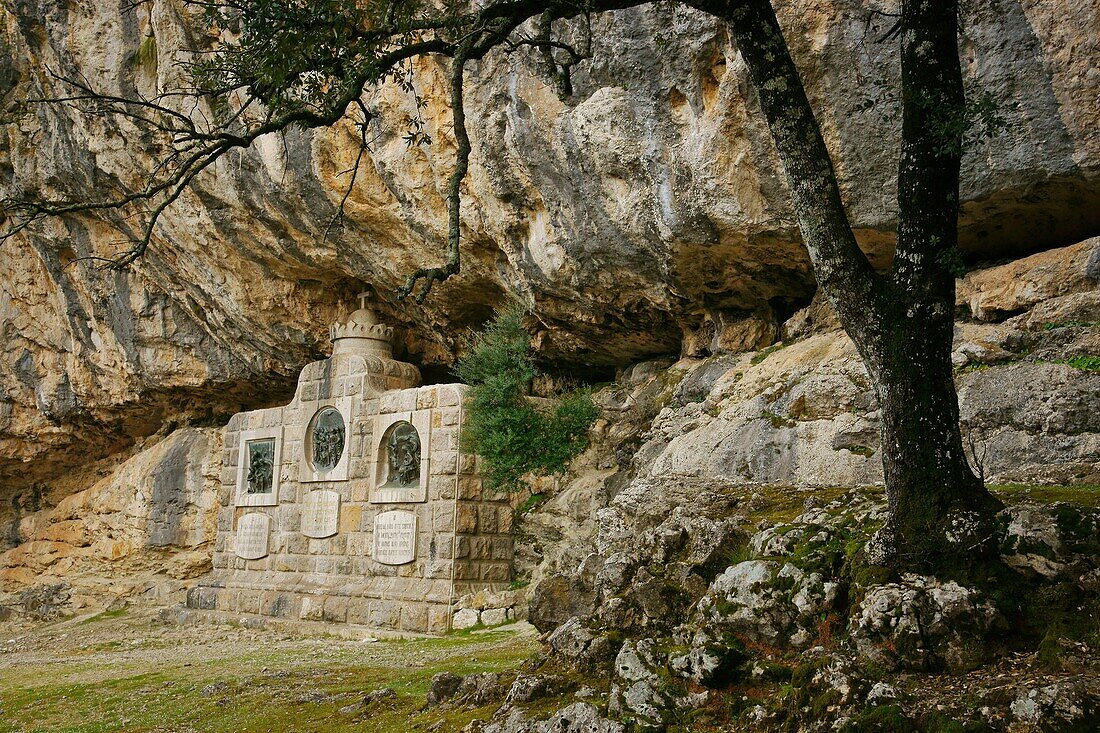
[1009,679,1100,733]
[850,575,1005,672]
[528,574,596,633]
[426,672,464,708]
[1000,503,1100,582]
[452,608,481,630]
[483,702,625,733]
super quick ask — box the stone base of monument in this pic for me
[185,571,457,634]
[182,298,516,636]
[161,605,434,640]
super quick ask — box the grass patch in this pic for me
[1061,355,1100,372]
[1042,320,1099,330]
[751,343,786,365]
[836,444,875,457]
[761,410,796,429]
[79,608,130,624]
[740,486,866,526]
[515,493,546,517]
[128,34,158,72]
[989,484,1100,508]
[0,627,537,733]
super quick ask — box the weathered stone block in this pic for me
[340,505,363,533]
[432,427,457,451]
[431,475,455,501]
[432,507,455,533]
[416,388,437,410]
[262,592,295,618]
[328,535,348,554]
[478,505,498,533]
[237,591,262,615]
[323,597,349,623]
[458,477,482,500]
[346,600,372,626]
[471,537,493,560]
[456,505,478,534]
[481,608,508,626]
[425,560,450,579]
[402,602,429,632]
[481,563,510,582]
[453,608,480,629]
[492,537,513,561]
[370,601,400,629]
[186,586,218,610]
[498,506,515,533]
[286,534,309,554]
[432,451,458,476]
[453,562,478,580]
[428,607,451,635]
[437,386,461,407]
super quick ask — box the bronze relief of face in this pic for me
[386,422,421,487]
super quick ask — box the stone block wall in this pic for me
[191,350,513,635]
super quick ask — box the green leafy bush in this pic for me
[1064,355,1100,372]
[456,305,599,492]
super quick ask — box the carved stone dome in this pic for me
[329,292,395,357]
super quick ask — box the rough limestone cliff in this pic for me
[515,239,1100,592]
[2,240,1096,624]
[1,0,1099,502]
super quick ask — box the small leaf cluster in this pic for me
[456,305,599,492]
[191,0,436,122]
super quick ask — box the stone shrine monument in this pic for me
[187,294,514,634]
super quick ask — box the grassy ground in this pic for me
[0,610,539,733]
[988,483,1100,508]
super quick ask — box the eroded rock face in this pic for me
[1,0,1099,496]
[512,243,1098,601]
[0,427,220,612]
[492,490,1100,731]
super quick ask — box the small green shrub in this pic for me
[457,305,599,492]
[1064,355,1100,372]
[840,705,916,733]
[1043,320,1099,331]
[751,342,785,365]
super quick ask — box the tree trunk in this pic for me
[692,0,1002,573]
[858,295,1003,572]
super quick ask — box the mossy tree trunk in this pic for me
[692,0,1002,571]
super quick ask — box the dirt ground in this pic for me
[0,607,539,733]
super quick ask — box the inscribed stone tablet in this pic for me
[373,510,418,565]
[236,513,270,560]
[301,490,340,539]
